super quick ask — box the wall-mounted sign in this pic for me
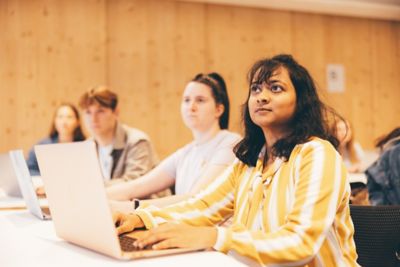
[327,64,345,93]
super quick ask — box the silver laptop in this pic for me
[35,141,201,260]
[0,152,22,198]
[9,150,51,220]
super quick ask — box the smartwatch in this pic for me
[132,198,140,210]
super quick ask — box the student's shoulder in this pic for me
[172,141,196,157]
[223,130,242,141]
[121,124,151,143]
[384,142,400,159]
[231,158,254,174]
[215,130,241,146]
[294,137,337,156]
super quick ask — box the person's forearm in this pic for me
[106,180,138,200]
[141,194,190,208]
[107,174,172,200]
[109,200,136,213]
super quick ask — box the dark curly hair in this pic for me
[234,54,340,166]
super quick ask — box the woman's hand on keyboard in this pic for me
[109,200,136,214]
[131,222,217,251]
[113,211,144,234]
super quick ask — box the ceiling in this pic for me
[179,0,400,21]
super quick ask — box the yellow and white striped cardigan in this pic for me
[136,137,359,266]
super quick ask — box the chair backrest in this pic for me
[350,205,400,267]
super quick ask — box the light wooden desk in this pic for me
[0,189,26,210]
[0,210,246,267]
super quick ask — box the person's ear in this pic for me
[114,107,120,118]
[216,104,224,118]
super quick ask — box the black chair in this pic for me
[350,205,400,267]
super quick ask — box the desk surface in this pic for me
[0,210,246,267]
[0,192,26,210]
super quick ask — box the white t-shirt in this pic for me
[98,144,113,180]
[158,130,241,195]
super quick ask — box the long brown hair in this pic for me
[49,103,85,141]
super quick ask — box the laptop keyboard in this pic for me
[119,235,152,252]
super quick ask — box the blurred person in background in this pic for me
[336,119,365,173]
[79,86,159,188]
[107,72,241,211]
[335,118,369,205]
[366,127,400,205]
[27,103,85,176]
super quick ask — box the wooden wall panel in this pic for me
[370,21,400,141]
[0,0,18,151]
[205,5,293,135]
[292,13,326,84]
[107,0,207,156]
[1,0,399,159]
[0,0,106,155]
[323,17,375,147]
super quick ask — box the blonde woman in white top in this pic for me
[107,73,241,211]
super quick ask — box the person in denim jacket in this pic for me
[366,127,400,205]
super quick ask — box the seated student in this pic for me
[335,118,369,205]
[107,73,241,210]
[366,127,400,205]
[27,103,85,176]
[79,86,158,186]
[336,119,365,173]
[113,55,359,266]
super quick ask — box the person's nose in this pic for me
[256,89,270,105]
[87,112,97,122]
[188,100,197,111]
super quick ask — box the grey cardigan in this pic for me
[104,123,158,185]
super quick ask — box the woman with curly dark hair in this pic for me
[113,55,359,266]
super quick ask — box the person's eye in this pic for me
[182,97,190,103]
[196,98,206,103]
[250,84,261,93]
[270,84,283,93]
